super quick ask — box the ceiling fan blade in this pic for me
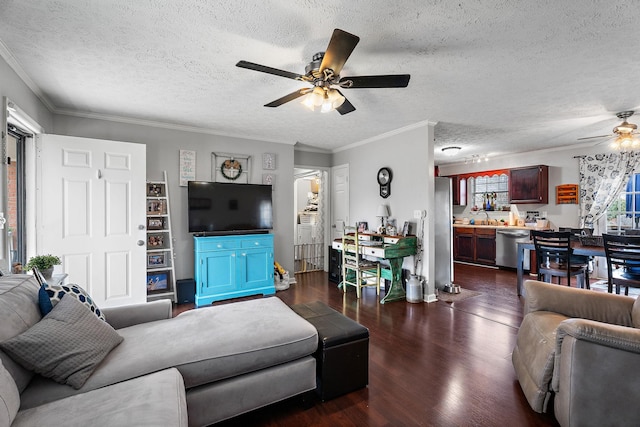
[320,29,360,76]
[340,74,411,88]
[264,88,312,107]
[236,60,304,81]
[577,134,613,141]
[336,91,355,115]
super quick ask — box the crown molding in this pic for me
[436,139,603,168]
[0,40,56,112]
[293,143,332,154]
[54,109,297,145]
[332,120,437,153]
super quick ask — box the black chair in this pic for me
[558,227,593,268]
[532,230,589,288]
[602,233,640,295]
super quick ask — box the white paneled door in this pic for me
[37,134,146,308]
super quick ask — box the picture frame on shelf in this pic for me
[146,183,165,197]
[147,200,167,215]
[147,217,165,230]
[147,272,169,292]
[147,253,167,268]
[402,221,411,237]
[147,233,165,248]
[357,221,368,233]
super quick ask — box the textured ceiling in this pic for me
[1,1,639,165]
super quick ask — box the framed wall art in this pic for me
[179,150,196,186]
[212,152,251,183]
[262,153,276,170]
[262,173,275,188]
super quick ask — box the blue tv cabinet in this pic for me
[193,234,275,307]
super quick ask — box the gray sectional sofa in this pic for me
[0,274,318,426]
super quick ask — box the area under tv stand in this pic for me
[193,233,275,307]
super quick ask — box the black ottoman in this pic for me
[291,301,369,401]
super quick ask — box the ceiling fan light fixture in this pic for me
[441,146,462,156]
[302,87,325,110]
[610,133,640,150]
[614,121,638,134]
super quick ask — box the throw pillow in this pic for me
[0,295,123,389]
[38,282,105,321]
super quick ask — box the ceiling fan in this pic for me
[236,28,411,115]
[578,111,640,149]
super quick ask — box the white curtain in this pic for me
[579,152,640,228]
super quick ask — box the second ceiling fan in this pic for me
[236,29,410,115]
[578,111,640,149]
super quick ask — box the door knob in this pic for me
[137,240,145,246]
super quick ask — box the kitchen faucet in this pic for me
[484,210,490,223]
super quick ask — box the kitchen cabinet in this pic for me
[454,227,496,266]
[193,234,275,307]
[449,175,467,206]
[475,228,497,265]
[509,165,549,204]
[454,227,475,262]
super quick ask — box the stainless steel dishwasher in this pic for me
[496,229,531,269]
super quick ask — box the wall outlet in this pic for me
[414,210,426,219]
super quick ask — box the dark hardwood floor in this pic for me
[176,264,559,426]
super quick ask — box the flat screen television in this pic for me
[188,181,273,234]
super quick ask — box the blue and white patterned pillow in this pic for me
[38,283,105,321]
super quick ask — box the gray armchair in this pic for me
[512,279,640,426]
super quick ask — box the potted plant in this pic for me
[25,254,61,279]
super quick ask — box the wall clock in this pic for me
[377,167,392,198]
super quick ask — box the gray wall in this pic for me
[53,115,296,278]
[294,149,332,168]
[333,123,433,276]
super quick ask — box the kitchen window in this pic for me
[606,173,640,233]
[469,174,509,210]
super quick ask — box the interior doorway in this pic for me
[5,128,27,271]
[294,168,327,273]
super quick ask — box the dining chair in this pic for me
[341,226,381,298]
[532,230,589,288]
[602,233,640,295]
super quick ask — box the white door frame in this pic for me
[294,165,332,272]
[331,163,349,241]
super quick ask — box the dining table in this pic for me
[516,240,606,296]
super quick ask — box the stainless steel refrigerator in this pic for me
[434,177,458,293]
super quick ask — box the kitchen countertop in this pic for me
[453,224,548,231]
